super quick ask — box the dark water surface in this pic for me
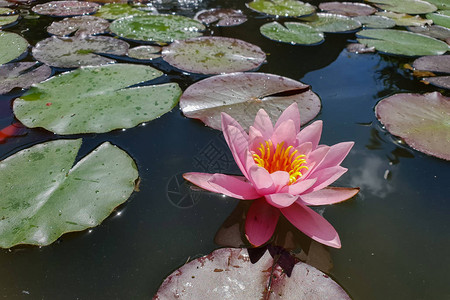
[1,0,449,299]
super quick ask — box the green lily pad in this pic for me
[0,7,14,14]
[109,14,205,44]
[356,29,449,56]
[365,0,437,14]
[246,0,315,17]
[13,64,182,134]
[180,72,320,130]
[0,14,18,28]
[94,3,153,20]
[304,13,361,33]
[423,0,450,10]
[32,1,100,17]
[161,36,266,75]
[32,35,129,68]
[375,11,433,27]
[375,92,450,160]
[128,45,161,60]
[47,15,110,36]
[319,2,376,17]
[0,139,139,248]
[353,15,396,29]
[0,62,52,94]
[260,21,324,45]
[0,31,28,65]
[426,12,450,28]
[408,25,450,41]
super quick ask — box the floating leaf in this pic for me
[365,0,437,14]
[94,3,152,20]
[109,14,205,44]
[32,1,100,17]
[426,12,450,28]
[128,45,161,60]
[375,92,450,160]
[319,2,376,17]
[0,7,13,14]
[0,31,28,65]
[407,25,450,41]
[346,43,376,53]
[154,248,350,299]
[13,64,181,134]
[375,11,433,26]
[47,15,110,36]
[162,36,266,75]
[246,0,315,17]
[194,8,247,26]
[356,29,449,56]
[0,62,52,94]
[180,72,320,130]
[353,15,396,29]
[0,139,139,248]
[32,35,129,68]
[260,21,324,45]
[425,0,450,10]
[304,13,361,33]
[413,55,450,88]
[0,14,18,28]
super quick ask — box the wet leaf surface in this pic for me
[0,31,28,65]
[353,15,396,29]
[94,3,155,20]
[0,62,52,94]
[319,2,376,17]
[32,1,100,17]
[46,15,110,36]
[304,13,361,33]
[194,8,247,26]
[246,0,315,17]
[260,21,324,45]
[366,0,437,14]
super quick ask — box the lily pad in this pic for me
[408,25,450,41]
[47,15,110,36]
[356,29,449,56]
[365,0,437,14]
[246,0,315,17]
[375,11,433,27]
[304,13,361,33]
[94,3,152,20]
[0,62,52,94]
[319,2,376,17]
[180,72,320,130]
[128,45,161,60]
[32,35,129,68]
[32,1,100,17]
[413,55,450,88]
[0,14,17,28]
[346,43,376,53]
[109,14,205,44]
[376,92,450,160]
[154,248,350,299]
[194,8,247,26]
[13,64,182,134]
[425,0,450,10]
[0,31,28,65]
[162,36,266,75]
[260,21,324,45]
[0,139,139,248]
[353,15,396,29]
[426,12,450,28]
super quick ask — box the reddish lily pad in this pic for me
[154,248,350,299]
[375,92,450,160]
[162,36,266,75]
[32,1,100,17]
[412,55,450,89]
[408,25,450,41]
[180,72,320,130]
[32,35,129,68]
[319,2,376,17]
[0,62,52,94]
[47,15,110,36]
[194,8,247,26]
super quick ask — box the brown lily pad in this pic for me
[194,8,247,26]
[32,1,100,17]
[47,15,110,36]
[0,62,52,94]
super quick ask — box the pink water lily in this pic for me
[184,103,358,248]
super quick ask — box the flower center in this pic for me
[252,140,308,184]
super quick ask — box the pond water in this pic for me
[0,0,449,299]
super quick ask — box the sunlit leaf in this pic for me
[260,21,324,45]
[375,92,450,160]
[32,1,100,17]
[423,0,450,10]
[426,11,450,28]
[94,3,154,20]
[319,2,376,17]
[0,139,139,248]
[365,0,437,14]
[303,13,361,33]
[0,62,51,94]
[246,0,315,17]
[0,31,28,65]
[375,11,432,26]
[180,72,320,130]
[353,15,396,29]
[47,15,110,36]
[162,36,266,75]
[194,8,247,26]
[13,64,181,134]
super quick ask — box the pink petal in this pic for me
[306,166,348,193]
[183,172,260,200]
[296,120,323,150]
[274,103,300,133]
[270,170,290,190]
[222,125,250,178]
[299,187,360,206]
[303,146,330,179]
[247,165,275,195]
[286,178,317,195]
[264,193,299,208]
[221,112,248,139]
[280,202,341,248]
[296,142,313,157]
[271,119,296,146]
[313,142,354,172]
[253,109,273,140]
[248,126,265,151]
[245,198,280,246]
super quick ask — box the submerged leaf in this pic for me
[375,92,450,160]
[246,0,315,17]
[0,139,139,248]
[260,21,324,45]
[0,62,52,94]
[32,1,100,17]
[13,64,181,134]
[194,8,247,26]
[46,15,110,36]
[180,72,320,130]
[0,31,28,65]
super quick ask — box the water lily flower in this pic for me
[184,103,358,248]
